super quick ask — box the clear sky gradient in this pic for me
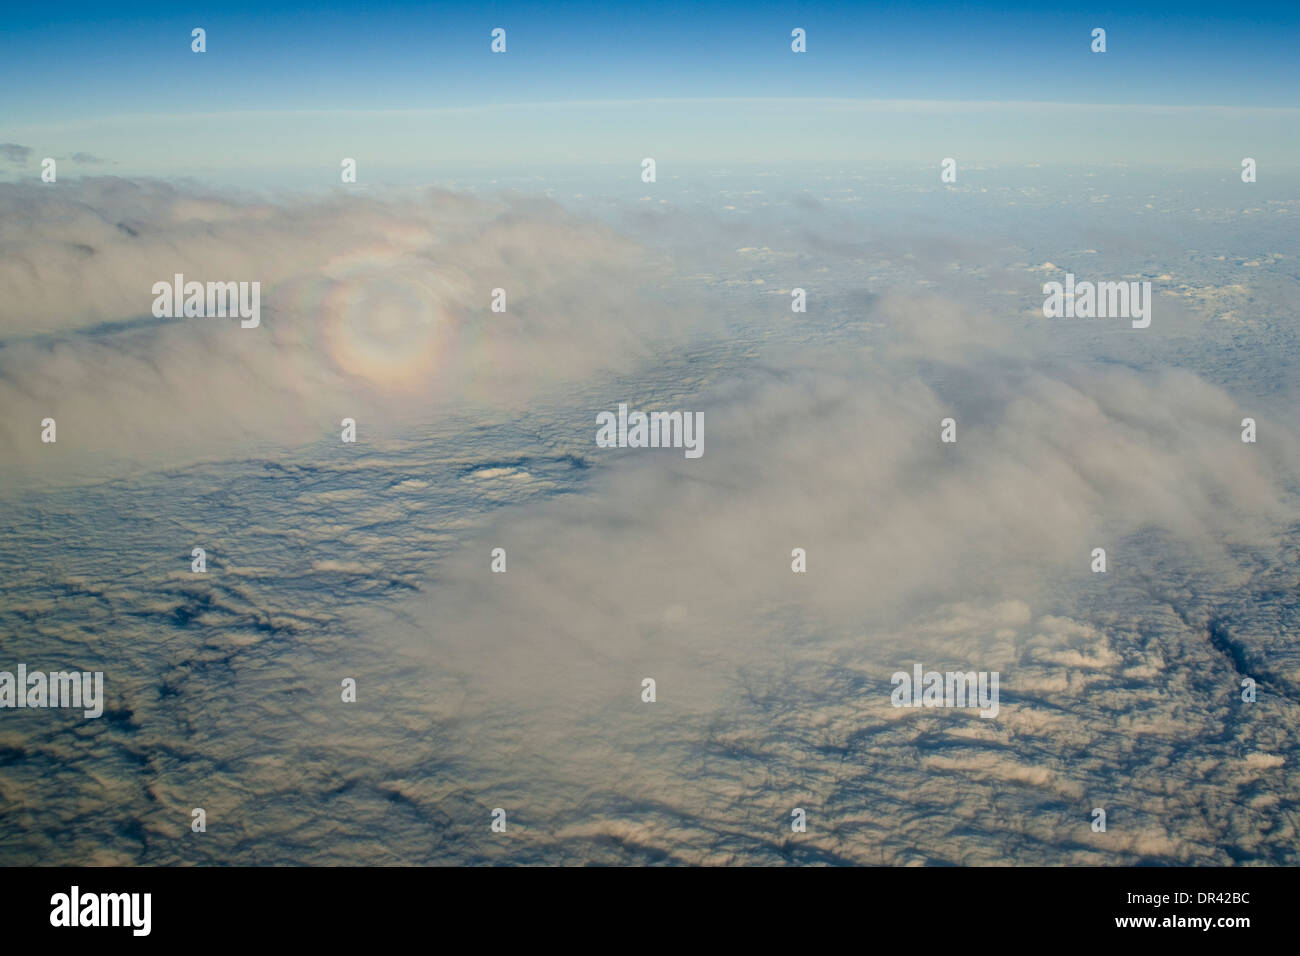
[2,1,1298,173]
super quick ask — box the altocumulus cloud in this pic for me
[345,284,1300,864]
[1,176,1297,865]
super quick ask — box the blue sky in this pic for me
[2,1,1298,172]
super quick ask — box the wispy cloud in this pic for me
[0,143,32,165]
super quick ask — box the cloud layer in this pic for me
[1,174,1297,865]
[0,179,711,487]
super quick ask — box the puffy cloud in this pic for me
[0,179,713,488]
